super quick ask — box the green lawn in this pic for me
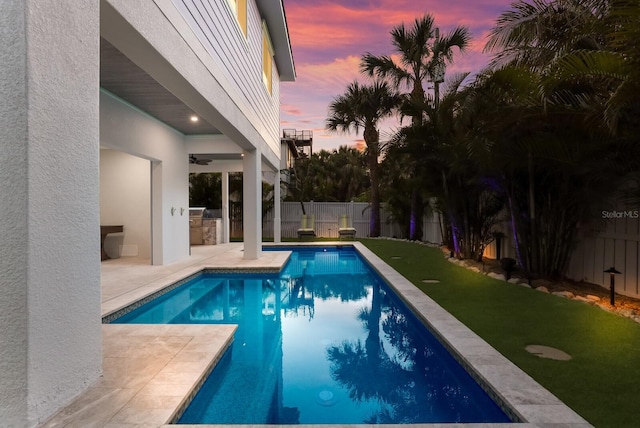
[360,238,640,428]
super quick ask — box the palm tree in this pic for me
[326,81,401,237]
[387,72,504,260]
[361,14,470,240]
[475,0,640,278]
[283,147,370,203]
[331,146,369,201]
[484,0,609,71]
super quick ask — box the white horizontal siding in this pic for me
[171,0,280,154]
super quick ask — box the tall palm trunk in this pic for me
[505,179,524,269]
[441,169,460,256]
[409,82,425,240]
[528,149,538,275]
[364,124,381,237]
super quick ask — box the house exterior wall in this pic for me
[100,90,189,265]
[0,1,102,426]
[0,1,29,423]
[100,149,152,259]
[170,0,281,156]
[102,0,282,169]
[0,0,293,423]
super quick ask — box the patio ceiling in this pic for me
[100,38,220,135]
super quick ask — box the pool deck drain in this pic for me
[525,344,572,361]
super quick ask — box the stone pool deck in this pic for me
[39,242,592,428]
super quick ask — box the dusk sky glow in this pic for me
[279,0,515,151]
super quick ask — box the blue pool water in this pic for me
[112,246,511,424]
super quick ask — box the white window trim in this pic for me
[262,20,274,94]
[224,0,247,40]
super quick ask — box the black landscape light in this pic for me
[603,267,621,306]
[500,257,516,280]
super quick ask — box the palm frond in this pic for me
[434,26,472,63]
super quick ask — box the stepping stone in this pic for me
[391,256,401,259]
[525,345,572,361]
[421,279,440,284]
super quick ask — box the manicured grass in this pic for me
[360,238,640,428]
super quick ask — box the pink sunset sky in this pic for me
[279,0,515,151]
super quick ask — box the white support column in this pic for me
[274,169,282,243]
[151,161,163,265]
[0,1,101,425]
[222,171,230,243]
[243,149,262,259]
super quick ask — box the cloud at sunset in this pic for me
[280,0,515,151]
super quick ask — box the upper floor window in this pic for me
[262,21,274,94]
[226,0,247,36]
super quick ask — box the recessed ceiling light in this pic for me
[190,115,199,122]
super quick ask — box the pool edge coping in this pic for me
[101,251,293,322]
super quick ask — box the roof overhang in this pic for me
[256,0,296,81]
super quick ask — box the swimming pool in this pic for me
[111,246,511,424]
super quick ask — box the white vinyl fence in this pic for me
[566,212,640,299]
[262,201,442,242]
[481,211,640,299]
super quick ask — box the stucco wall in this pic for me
[100,90,189,265]
[1,1,102,426]
[100,149,151,259]
[0,0,29,424]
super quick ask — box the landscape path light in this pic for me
[603,267,621,306]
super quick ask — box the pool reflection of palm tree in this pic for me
[283,273,371,320]
[326,283,467,423]
[310,273,369,302]
[326,282,411,420]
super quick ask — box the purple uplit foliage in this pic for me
[482,176,502,192]
[409,214,416,239]
[451,223,461,255]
